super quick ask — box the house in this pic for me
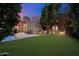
[13,16,41,34]
[13,16,30,33]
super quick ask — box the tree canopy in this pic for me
[40,3,79,39]
[40,3,61,31]
[0,3,21,41]
[68,3,79,38]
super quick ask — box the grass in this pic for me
[0,35,79,56]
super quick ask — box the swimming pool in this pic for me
[3,35,16,41]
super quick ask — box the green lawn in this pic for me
[0,35,79,56]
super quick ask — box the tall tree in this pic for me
[0,3,21,41]
[68,3,79,38]
[61,6,71,35]
[40,3,61,32]
[40,4,48,30]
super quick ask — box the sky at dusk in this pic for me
[19,3,45,18]
[19,3,69,18]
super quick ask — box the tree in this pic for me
[0,3,21,41]
[60,6,71,35]
[69,3,79,38]
[40,4,49,30]
[40,3,61,33]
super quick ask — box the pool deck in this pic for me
[1,32,39,42]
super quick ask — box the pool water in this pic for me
[3,35,16,41]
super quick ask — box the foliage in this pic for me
[69,3,79,38]
[0,3,21,41]
[40,3,61,31]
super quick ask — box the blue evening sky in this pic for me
[21,3,69,17]
[21,3,45,17]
